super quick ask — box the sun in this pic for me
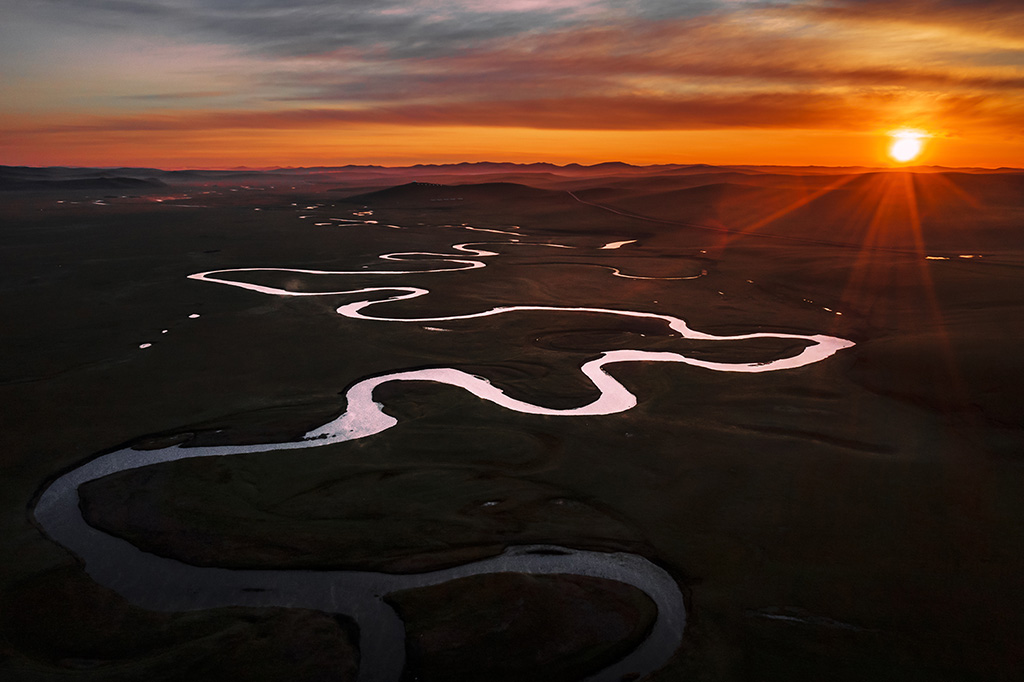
[888,129,928,163]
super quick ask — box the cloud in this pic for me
[793,0,1024,39]
[120,91,228,101]
[270,17,1024,106]
[25,89,1009,134]
[14,0,718,58]
[4,0,1022,162]
[226,9,1023,142]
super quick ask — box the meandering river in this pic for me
[34,230,854,681]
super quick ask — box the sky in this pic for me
[1,0,1023,168]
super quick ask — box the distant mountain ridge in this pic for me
[3,161,1019,181]
[2,162,1019,195]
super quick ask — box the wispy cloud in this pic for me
[17,0,681,57]
[119,91,228,101]
[795,0,1024,40]
[24,89,1021,135]
[266,18,1024,102]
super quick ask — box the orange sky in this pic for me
[2,0,1023,168]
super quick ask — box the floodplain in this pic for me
[2,162,1023,681]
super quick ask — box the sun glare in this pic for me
[888,129,927,163]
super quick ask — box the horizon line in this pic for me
[4,161,1021,173]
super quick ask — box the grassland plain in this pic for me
[2,164,1023,681]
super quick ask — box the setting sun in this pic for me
[889,130,928,163]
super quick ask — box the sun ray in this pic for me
[714,174,861,250]
[831,174,967,408]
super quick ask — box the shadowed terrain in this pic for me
[2,162,1023,681]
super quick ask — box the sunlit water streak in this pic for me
[35,229,854,681]
[600,239,637,250]
[461,225,520,236]
[608,266,706,281]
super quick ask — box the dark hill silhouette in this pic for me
[337,181,575,208]
[0,175,166,191]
